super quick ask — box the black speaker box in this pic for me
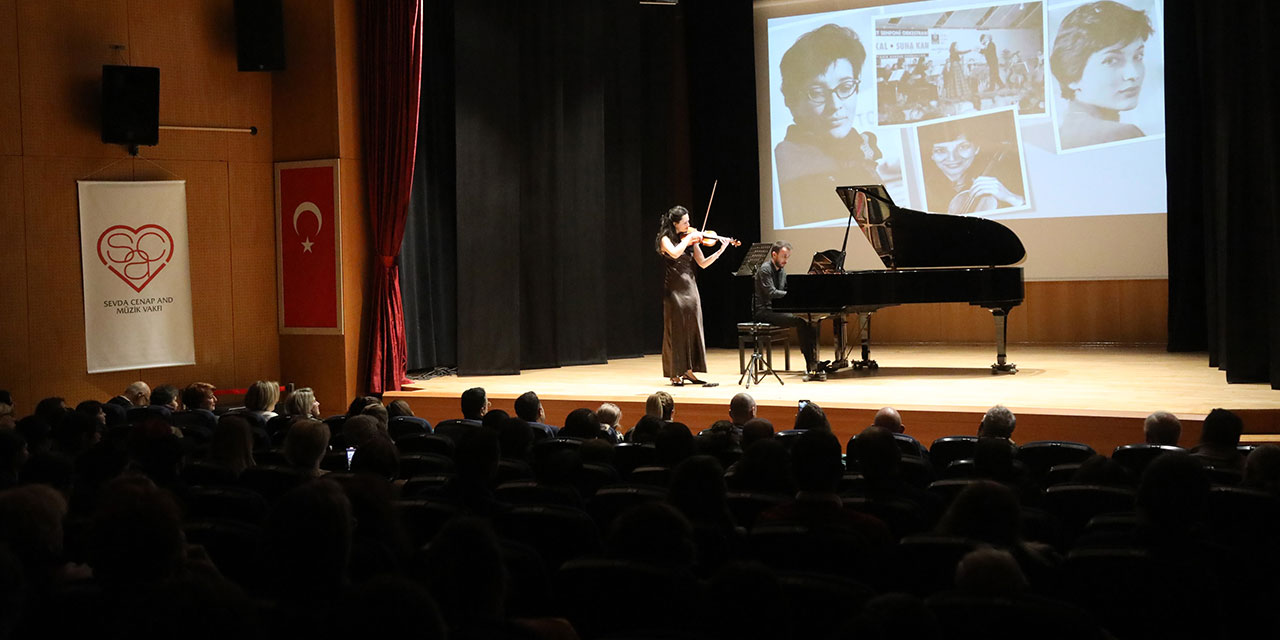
[101,65,160,146]
[235,0,286,72]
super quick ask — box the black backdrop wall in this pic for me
[402,0,759,376]
[1166,0,1280,388]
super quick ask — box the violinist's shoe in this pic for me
[803,369,827,382]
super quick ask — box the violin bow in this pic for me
[700,179,718,232]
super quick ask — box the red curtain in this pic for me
[359,0,423,393]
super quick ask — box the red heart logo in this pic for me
[96,224,175,293]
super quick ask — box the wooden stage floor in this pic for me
[386,345,1280,457]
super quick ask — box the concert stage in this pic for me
[385,345,1280,456]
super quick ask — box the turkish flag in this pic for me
[277,162,340,331]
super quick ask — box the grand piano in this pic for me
[771,185,1026,373]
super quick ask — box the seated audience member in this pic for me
[242,380,281,420]
[284,419,331,477]
[207,414,257,477]
[346,395,381,419]
[580,437,616,467]
[0,389,13,417]
[729,393,757,430]
[0,484,83,597]
[656,422,696,467]
[972,436,1039,504]
[1191,407,1245,471]
[560,408,604,440]
[74,400,107,425]
[149,385,180,413]
[266,480,354,602]
[16,416,52,454]
[954,548,1029,597]
[741,417,775,449]
[608,501,698,570]
[1070,454,1136,487]
[935,480,1060,589]
[498,417,535,461]
[514,391,558,438]
[645,391,675,421]
[89,475,188,587]
[441,428,504,516]
[419,517,513,637]
[360,400,390,430]
[51,410,101,457]
[34,397,69,430]
[1244,444,1280,497]
[283,387,322,419]
[596,402,623,443]
[793,401,831,432]
[460,387,489,424]
[349,436,400,481]
[109,381,151,408]
[727,438,794,495]
[873,406,930,458]
[758,430,892,547]
[977,404,1017,441]
[668,455,738,537]
[849,426,943,524]
[1143,410,1182,446]
[626,415,664,445]
[176,382,219,438]
[126,427,186,492]
[481,408,509,432]
[343,414,385,449]
[0,429,27,491]
[699,421,743,469]
[386,399,415,418]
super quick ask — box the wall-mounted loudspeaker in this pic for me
[235,0,286,71]
[101,65,160,146]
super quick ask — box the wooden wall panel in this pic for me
[339,157,369,403]
[274,0,339,161]
[228,162,280,385]
[17,0,130,158]
[334,0,362,159]
[280,334,346,412]
[0,0,21,156]
[21,156,139,403]
[227,73,273,163]
[0,158,29,404]
[140,159,236,389]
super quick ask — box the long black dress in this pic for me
[662,246,707,378]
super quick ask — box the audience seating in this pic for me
[891,535,983,596]
[495,480,582,508]
[725,491,788,529]
[398,453,457,478]
[184,485,270,524]
[1042,484,1136,546]
[238,465,310,503]
[612,443,658,475]
[930,436,979,471]
[586,484,665,530]
[396,434,456,456]
[1044,463,1082,487]
[493,504,601,569]
[1016,440,1096,479]
[628,465,671,487]
[396,499,462,548]
[1109,443,1182,476]
[388,415,432,439]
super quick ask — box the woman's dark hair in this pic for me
[1050,1,1153,99]
[655,205,690,253]
[779,23,865,105]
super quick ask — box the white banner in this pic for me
[78,181,195,373]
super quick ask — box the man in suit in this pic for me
[514,391,558,439]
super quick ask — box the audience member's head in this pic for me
[730,439,794,495]
[1199,408,1244,449]
[1143,410,1182,446]
[790,429,844,493]
[209,414,256,475]
[461,387,489,420]
[596,402,622,431]
[421,517,507,630]
[513,391,544,423]
[0,484,68,567]
[361,401,390,430]
[244,380,280,413]
[561,408,602,440]
[937,481,1023,548]
[268,479,353,595]
[126,429,184,488]
[580,438,616,466]
[978,405,1017,440]
[284,419,331,475]
[1138,451,1209,533]
[498,417,534,460]
[453,427,501,488]
[1071,454,1135,487]
[729,393,757,425]
[794,402,831,432]
[34,397,68,429]
[51,410,100,455]
[343,414,383,449]
[954,548,1028,596]
[284,387,321,418]
[480,408,509,432]
[850,426,901,486]
[150,385,180,411]
[15,416,52,454]
[609,501,696,568]
[386,399,414,418]
[741,418,775,449]
[1244,444,1280,497]
[347,395,380,418]
[972,436,1020,482]
[74,400,107,424]
[872,406,905,433]
[90,475,185,586]
[628,415,664,445]
[350,436,400,480]
[656,421,696,467]
[123,381,151,407]
[646,391,674,421]
[668,455,731,527]
[180,382,217,412]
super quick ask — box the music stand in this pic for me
[735,243,774,277]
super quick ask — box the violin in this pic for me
[696,230,741,247]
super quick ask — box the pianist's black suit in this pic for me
[753,258,819,372]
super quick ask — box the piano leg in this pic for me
[990,307,1018,374]
[852,312,879,370]
[830,314,850,370]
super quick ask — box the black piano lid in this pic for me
[836,185,1026,269]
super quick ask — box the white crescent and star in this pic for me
[292,202,323,253]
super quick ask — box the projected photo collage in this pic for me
[766,0,1166,229]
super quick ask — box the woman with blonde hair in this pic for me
[243,380,280,419]
[283,387,321,418]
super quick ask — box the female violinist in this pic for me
[918,113,1026,215]
[656,205,732,387]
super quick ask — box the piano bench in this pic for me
[737,323,792,374]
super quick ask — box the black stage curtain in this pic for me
[403,0,759,376]
[1166,1,1280,387]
